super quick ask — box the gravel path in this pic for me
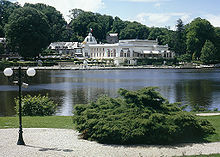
[0,128,220,157]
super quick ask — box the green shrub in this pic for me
[15,94,58,116]
[73,87,215,145]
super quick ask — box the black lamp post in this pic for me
[3,66,36,145]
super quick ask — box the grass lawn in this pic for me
[200,116,220,142]
[0,116,73,129]
[0,115,220,142]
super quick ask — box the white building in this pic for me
[82,33,175,65]
[48,42,83,57]
[48,32,175,65]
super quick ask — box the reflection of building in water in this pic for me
[49,31,175,66]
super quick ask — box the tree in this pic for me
[0,43,4,54]
[69,11,114,42]
[0,25,4,37]
[5,7,50,58]
[87,22,102,42]
[111,16,127,36]
[186,17,215,60]
[68,8,84,20]
[214,27,220,53]
[148,27,163,40]
[0,0,20,36]
[173,19,187,55]
[119,21,149,40]
[200,40,219,64]
[24,3,67,42]
[69,11,97,39]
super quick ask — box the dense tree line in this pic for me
[1,0,220,63]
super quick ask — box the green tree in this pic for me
[119,21,149,40]
[120,26,137,39]
[5,7,50,58]
[0,43,4,54]
[68,8,84,20]
[69,11,114,42]
[0,25,4,37]
[69,11,97,40]
[214,27,220,53]
[24,3,67,42]
[0,0,20,36]
[186,17,215,60]
[174,19,187,55]
[200,40,219,64]
[148,27,163,40]
[111,16,127,35]
[0,0,20,25]
[87,22,102,42]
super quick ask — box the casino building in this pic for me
[49,31,175,65]
[82,32,174,65]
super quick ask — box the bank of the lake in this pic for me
[14,64,217,70]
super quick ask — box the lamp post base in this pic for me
[17,131,25,145]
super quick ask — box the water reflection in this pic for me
[1,69,220,116]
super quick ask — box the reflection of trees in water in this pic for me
[184,80,213,111]
[71,87,117,106]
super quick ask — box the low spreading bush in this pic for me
[15,94,57,116]
[73,87,215,145]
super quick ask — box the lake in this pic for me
[1,68,220,116]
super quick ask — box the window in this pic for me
[107,49,110,57]
[127,50,130,57]
[113,49,116,57]
[120,50,123,57]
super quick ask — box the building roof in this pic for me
[83,33,97,45]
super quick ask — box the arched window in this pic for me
[120,50,123,57]
[127,50,130,57]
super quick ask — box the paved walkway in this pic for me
[0,128,220,157]
[196,113,220,116]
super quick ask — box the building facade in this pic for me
[82,33,175,65]
[48,42,83,57]
[48,32,175,65]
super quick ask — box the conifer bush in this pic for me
[15,94,57,116]
[73,87,215,145]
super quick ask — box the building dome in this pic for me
[83,33,97,45]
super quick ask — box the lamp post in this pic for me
[3,66,36,145]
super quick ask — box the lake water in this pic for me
[1,68,220,116]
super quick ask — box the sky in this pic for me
[11,0,220,29]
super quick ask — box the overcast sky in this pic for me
[11,0,220,29]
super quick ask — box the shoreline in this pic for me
[12,65,217,70]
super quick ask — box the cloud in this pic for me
[154,3,161,8]
[136,12,191,28]
[205,14,220,27]
[15,0,104,21]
